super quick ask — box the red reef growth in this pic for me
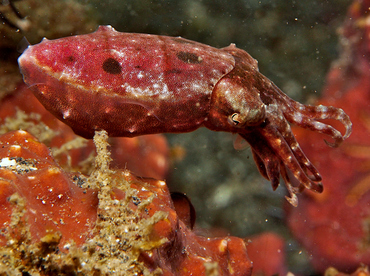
[325,266,370,276]
[0,130,98,248]
[286,0,370,273]
[0,130,252,275]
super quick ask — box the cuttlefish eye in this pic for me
[228,113,242,126]
[228,104,266,127]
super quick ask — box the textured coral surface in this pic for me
[325,266,370,276]
[0,130,98,248]
[286,0,370,273]
[0,130,252,275]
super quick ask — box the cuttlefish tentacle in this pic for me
[264,103,322,182]
[262,82,352,147]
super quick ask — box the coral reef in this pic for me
[286,0,370,273]
[325,266,370,276]
[0,130,252,275]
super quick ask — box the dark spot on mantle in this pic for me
[102,57,122,74]
[177,51,203,64]
[165,69,182,74]
[67,56,75,62]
